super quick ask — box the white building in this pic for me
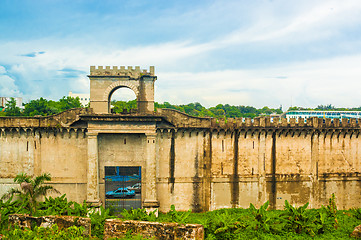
[285,110,361,121]
[68,92,90,107]
[0,97,23,109]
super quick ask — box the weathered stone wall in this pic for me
[0,109,89,203]
[156,113,361,211]
[0,128,88,203]
[104,219,204,240]
[8,214,91,236]
[1,109,361,211]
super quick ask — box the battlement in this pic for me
[158,109,361,129]
[211,116,361,129]
[89,66,155,78]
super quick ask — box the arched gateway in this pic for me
[2,65,361,214]
[86,66,159,213]
[89,66,156,114]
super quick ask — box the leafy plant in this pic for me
[349,208,361,220]
[213,211,247,239]
[0,195,28,231]
[1,173,59,216]
[121,208,157,222]
[281,200,319,236]
[89,206,112,239]
[2,224,85,240]
[37,195,92,217]
[325,193,338,229]
[248,201,273,232]
[166,205,191,224]
[72,200,93,217]
[37,194,74,216]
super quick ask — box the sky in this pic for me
[1,0,361,110]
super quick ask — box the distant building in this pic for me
[68,92,90,107]
[0,97,23,109]
[285,110,361,120]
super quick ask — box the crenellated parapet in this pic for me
[210,116,361,129]
[158,109,361,130]
[89,66,155,79]
[0,127,87,139]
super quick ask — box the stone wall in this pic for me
[1,109,361,211]
[156,126,361,211]
[104,219,204,240]
[8,214,91,236]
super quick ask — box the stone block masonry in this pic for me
[104,219,204,240]
[1,108,361,212]
[8,214,91,237]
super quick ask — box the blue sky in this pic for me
[1,0,361,109]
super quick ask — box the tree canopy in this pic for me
[113,100,283,119]
[4,97,21,116]
[4,96,361,119]
[1,96,82,117]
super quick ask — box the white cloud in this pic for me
[0,66,22,97]
[155,53,361,108]
[1,0,361,108]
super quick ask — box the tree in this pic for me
[22,96,81,116]
[111,99,137,113]
[316,104,335,111]
[23,97,56,116]
[56,96,82,111]
[5,97,21,116]
[1,173,59,215]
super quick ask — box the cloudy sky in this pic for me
[1,0,361,109]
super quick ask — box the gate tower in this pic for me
[88,66,156,114]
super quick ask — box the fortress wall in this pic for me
[0,130,36,178]
[155,127,361,211]
[0,129,37,196]
[314,131,361,209]
[156,130,208,212]
[0,128,88,203]
[1,112,361,211]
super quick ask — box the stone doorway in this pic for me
[104,166,142,214]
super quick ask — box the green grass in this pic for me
[2,201,361,239]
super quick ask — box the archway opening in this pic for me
[109,87,137,114]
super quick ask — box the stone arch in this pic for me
[89,65,156,114]
[103,81,139,102]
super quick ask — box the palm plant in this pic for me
[1,173,59,215]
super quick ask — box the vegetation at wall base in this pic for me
[1,174,361,239]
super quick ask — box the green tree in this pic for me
[23,97,56,116]
[22,96,81,116]
[56,96,82,111]
[5,98,21,116]
[111,99,137,113]
[316,104,335,111]
[1,173,59,215]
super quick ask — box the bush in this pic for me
[1,224,85,240]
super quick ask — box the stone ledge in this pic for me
[8,214,91,237]
[104,219,204,240]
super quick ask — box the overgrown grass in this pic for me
[118,202,361,240]
[1,194,361,239]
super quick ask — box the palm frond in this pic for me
[14,173,31,184]
[1,188,22,200]
[34,173,52,187]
